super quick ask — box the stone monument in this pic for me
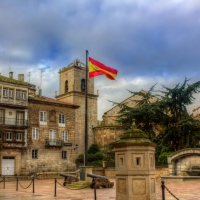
[113,127,156,200]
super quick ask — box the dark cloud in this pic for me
[0,0,200,119]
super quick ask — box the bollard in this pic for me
[3,176,5,189]
[161,180,165,200]
[32,177,35,193]
[54,178,57,197]
[16,176,18,191]
[93,178,97,200]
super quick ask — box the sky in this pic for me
[0,0,200,119]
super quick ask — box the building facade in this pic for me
[0,72,32,175]
[93,90,157,148]
[21,96,79,175]
[0,58,99,175]
[56,59,98,156]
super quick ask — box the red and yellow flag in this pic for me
[88,57,118,80]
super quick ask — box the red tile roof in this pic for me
[28,95,79,108]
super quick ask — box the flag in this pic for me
[88,57,118,80]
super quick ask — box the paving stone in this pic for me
[1,178,200,199]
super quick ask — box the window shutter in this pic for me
[36,128,39,139]
[44,112,47,122]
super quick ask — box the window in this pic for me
[49,130,56,145]
[16,91,20,99]
[32,150,38,159]
[32,128,39,140]
[9,90,14,98]
[81,79,85,92]
[40,111,47,125]
[16,112,24,125]
[6,132,12,140]
[62,130,68,141]
[65,80,68,93]
[16,133,22,141]
[22,92,26,99]
[62,151,67,159]
[59,114,65,127]
[3,89,7,97]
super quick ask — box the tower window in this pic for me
[65,80,68,93]
[81,79,85,92]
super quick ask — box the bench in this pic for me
[60,173,79,186]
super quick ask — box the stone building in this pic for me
[0,72,35,175]
[56,59,98,156]
[93,90,157,148]
[21,95,79,175]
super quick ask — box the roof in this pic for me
[28,95,80,108]
[0,75,30,86]
[104,90,147,116]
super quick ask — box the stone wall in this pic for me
[93,127,124,147]
[92,167,169,178]
[168,148,200,176]
[22,100,77,175]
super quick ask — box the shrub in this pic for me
[92,160,103,167]
[88,152,103,162]
[158,152,173,165]
[88,144,100,154]
[76,154,84,163]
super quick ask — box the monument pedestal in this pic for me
[113,128,156,200]
[80,166,93,181]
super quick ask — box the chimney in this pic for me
[55,91,57,98]
[38,89,42,97]
[18,74,24,82]
[9,72,13,79]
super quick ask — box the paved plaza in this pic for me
[1,178,200,199]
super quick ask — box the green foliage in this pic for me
[88,152,103,162]
[158,152,173,164]
[76,154,84,164]
[102,144,115,161]
[115,78,200,157]
[88,144,100,154]
[91,160,103,167]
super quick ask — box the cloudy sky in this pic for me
[0,0,200,119]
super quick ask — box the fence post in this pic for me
[32,177,35,193]
[93,178,97,200]
[3,176,5,189]
[54,178,57,197]
[161,180,165,200]
[16,176,18,191]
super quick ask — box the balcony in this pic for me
[0,97,28,109]
[0,118,28,127]
[45,139,63,148]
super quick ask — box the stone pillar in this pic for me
[113,128,156,200]
[80,166,93,181]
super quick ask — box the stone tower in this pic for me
[56,59,98,156]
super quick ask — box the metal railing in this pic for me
[45,139,63,147]
[161,180,179,200]
[0,118,28,126]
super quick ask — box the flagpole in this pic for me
[85,50,89,166]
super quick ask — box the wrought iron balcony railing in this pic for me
[45,139,63,147]
[0,117,28,126]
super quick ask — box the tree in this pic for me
[116,78,200,155]
[116,85,161,140]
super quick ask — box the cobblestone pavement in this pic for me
[1,178,200,199]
